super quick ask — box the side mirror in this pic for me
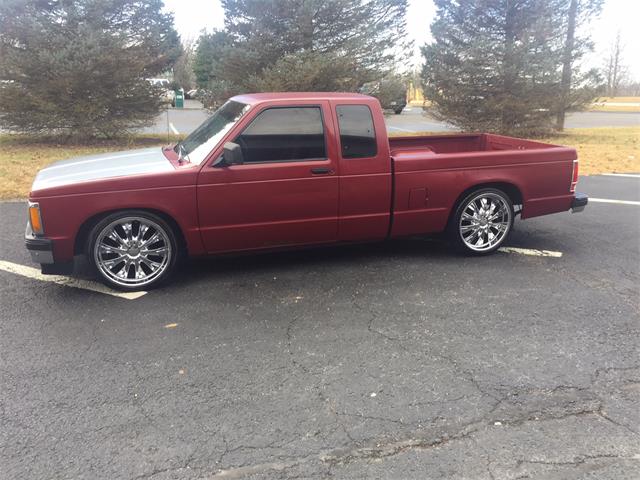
[222,142,243,165]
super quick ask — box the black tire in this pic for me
[448,188,514,255]
[86,210,179,291]
[394,108,404,115]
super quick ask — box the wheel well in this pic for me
[447,182,523,226]
[74,208,187,255]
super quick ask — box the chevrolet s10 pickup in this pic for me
[25,93,588,291]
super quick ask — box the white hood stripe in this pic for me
[35,161,172,187]
[42,149,158,172]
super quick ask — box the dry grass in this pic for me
[589,105,640,112]
[390,126,639,176]
[0,128,638,200]
[540,127,639,175]
[0,134,181,199]
[589,96,640,112]
[593,97,640,103]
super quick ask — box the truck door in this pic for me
[333,102,392,241]
[197,102,340,253]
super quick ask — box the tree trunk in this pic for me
[502,0,516,132]
[299,0,314,51]
[556,0,578,131]
[612,32,621,96]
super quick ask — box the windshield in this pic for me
[176,100,250,165]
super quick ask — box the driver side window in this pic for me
[234,107,326,163]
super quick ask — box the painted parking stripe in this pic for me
[0,260,147,300]
[589,198,640,206]
[169,122,179,135]
[387,126,415,133]
[601,173,640,178]
[499,247,563,258]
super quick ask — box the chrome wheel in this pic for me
[459,192,512,252]
[93,216,172,288]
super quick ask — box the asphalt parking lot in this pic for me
[1,175,639,479]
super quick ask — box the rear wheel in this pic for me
[87,211,178,291]
[449,188,514,255]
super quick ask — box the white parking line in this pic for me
[169,122,179,135]
[0,260,147,300]
[601,173,640,178]
[589,198,640,206]
[387,126,416,133]
[499,247,563,258]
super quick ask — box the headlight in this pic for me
[28,202,44,235]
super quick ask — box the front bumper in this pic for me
[571,192,588,213]
[25,222,54,264]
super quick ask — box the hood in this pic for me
[32,147,174,192]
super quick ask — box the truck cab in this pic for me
[190,93,393,253]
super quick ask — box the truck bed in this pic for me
[389,132,558,156]
[386,133,578,239]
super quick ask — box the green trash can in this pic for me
[173,88,184,108]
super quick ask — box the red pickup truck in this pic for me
[25,92,587,291]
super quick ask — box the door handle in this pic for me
[311,167,333,175]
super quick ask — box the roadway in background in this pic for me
[144,101,640,136]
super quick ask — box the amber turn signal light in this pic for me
[29,202,44,235]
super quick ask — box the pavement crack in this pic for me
[366,313,401,342]
[352,297,404,344]
[515,453,634,468]
[131,453,196,480]
[335,410,409,427]
[285,316,309,374]
[595,407,640,436]
[485,455,497,480]
[433,351,502,402]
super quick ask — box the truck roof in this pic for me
[231,92,374,105]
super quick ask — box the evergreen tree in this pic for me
[422,0,566,136]
[195,0,409,108]
[0,0,181,139]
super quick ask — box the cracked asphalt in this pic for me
[1,174,639,479]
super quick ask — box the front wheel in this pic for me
[87,211,179,291]
[449,188,514,255]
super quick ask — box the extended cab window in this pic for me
[235,107,326,163]
[336,105,377,158]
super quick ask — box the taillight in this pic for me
[570,159,579,193]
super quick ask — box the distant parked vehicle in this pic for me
[146,78,173,103]
[361,77,407,114]
[388,98,407,115]
[25,92,587,291]
[185,89,199,100]
[146,78,170,89]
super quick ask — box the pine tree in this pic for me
[422,0,566,136]
[195,0,409,108]
[0,0,181,139]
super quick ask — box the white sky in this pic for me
[164,0,640,81]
